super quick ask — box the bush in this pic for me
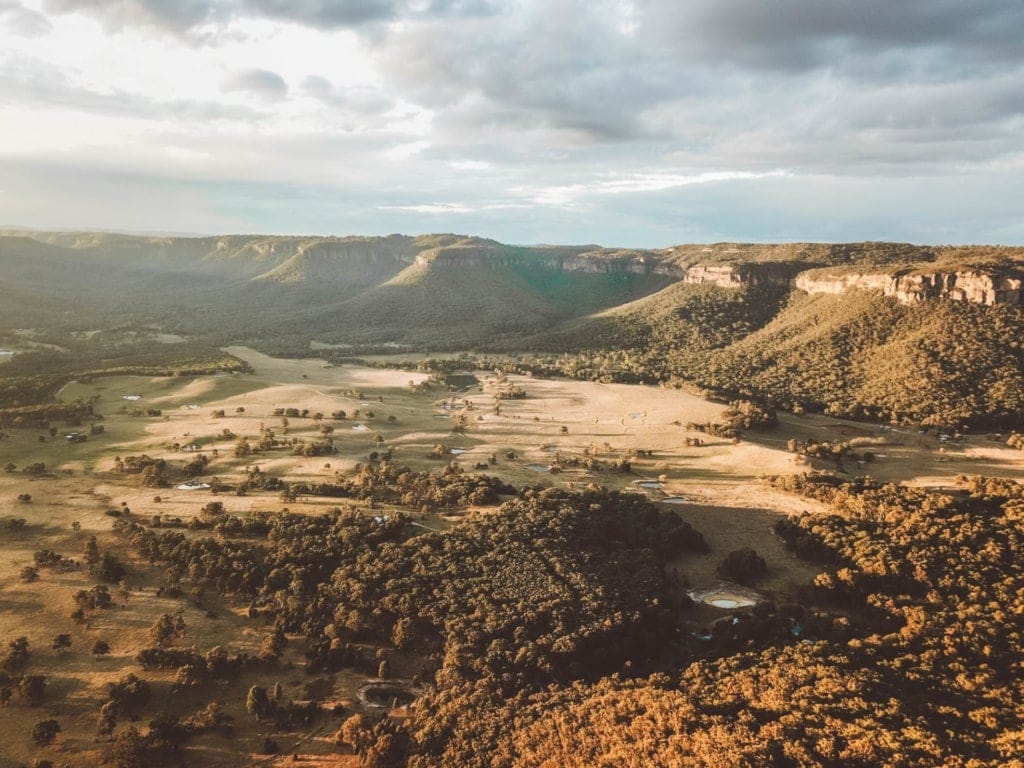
[717,547,768,585]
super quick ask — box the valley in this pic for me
[2,232,1024,767]
[2,345,1024,767]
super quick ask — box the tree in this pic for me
[335,713,371,753]
[84,535,100,569]
[717,547,768,585]
[3,636,30,673]
[97,701,118,737]
[245,685,273,722]
[92,639,111,656]
[31,718,60,746]
[51,634,71,654]
[109,726,147,768]
[201,501,225,517]
[150,614,174,646]
[18,674,46,706]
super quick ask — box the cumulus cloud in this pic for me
[637,0,1024,71]
[43,0,500,35]
[0,55,261,120]
[300,75,394,115]
[43,0,226,34]
[222,68,288,100]
[0,1,52,36]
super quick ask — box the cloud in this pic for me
[222,68,288,100]
[242,0,399,27]
[639,0,1024,72]
[43,0,501,36]
[0,1,52,36]
[8,0,1024,244]
[300,75,394,116]
[0,55,262,122]
[379,200,529,214]
[43,0,226,34]
[521,170,792,207]
[450,159,490,171]
[382,139,430,161]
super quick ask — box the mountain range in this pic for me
[3,231,1024,428]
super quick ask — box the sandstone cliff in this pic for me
[795,269,1024,306]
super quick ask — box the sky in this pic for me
[1,1,1023,247]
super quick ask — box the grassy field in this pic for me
[2,347,1023,766]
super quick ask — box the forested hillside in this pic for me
[389,474,1024,768]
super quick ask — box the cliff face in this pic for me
[416,244,1024,307]
[795,270,1024,306]
[682,263,797,288]
[416,245,687,276]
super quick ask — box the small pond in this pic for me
[177,482,211,491]
[688,585,763,610]
[359,683,417,709]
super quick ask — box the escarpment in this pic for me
[794,269,1024,306]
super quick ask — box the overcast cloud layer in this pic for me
[1,0,1023,245]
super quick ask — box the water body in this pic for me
[688,585,762,609]
[360,683,416,708]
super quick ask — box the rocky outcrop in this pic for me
[416,245,687,276]
[795,270,1024,306]
[560,252,685,277]
[683,263,797,288]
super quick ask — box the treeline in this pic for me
[0,342,251,409]
[0,401,95,429]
